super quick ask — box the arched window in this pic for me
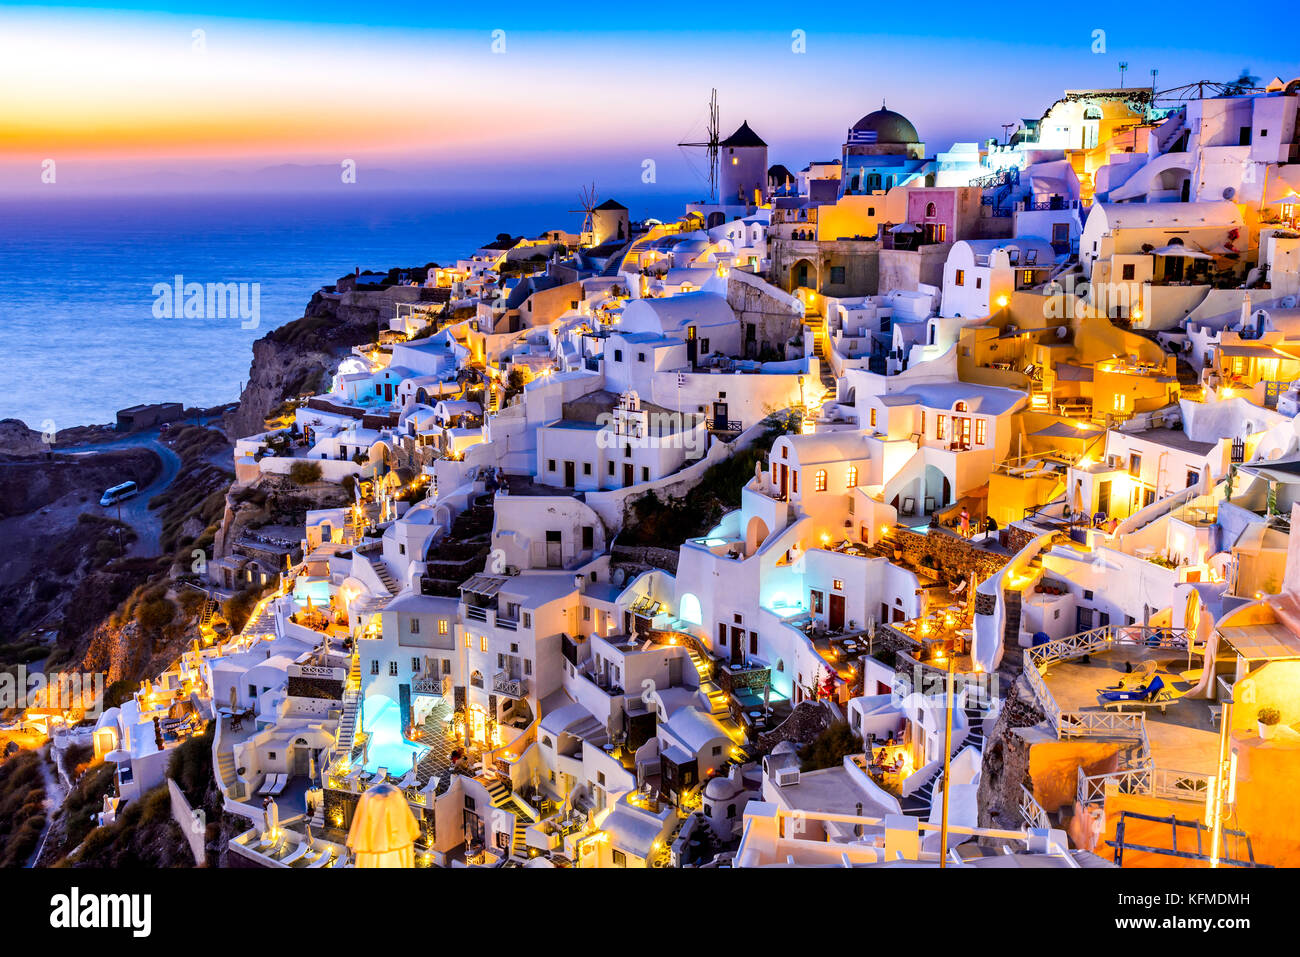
[470,670,483,688]
[955,401,968,412]
[679,592,702,626]
[814,469,827,492]
[776,659,785,672]
[846,466,858,488]
[925,202,937,218]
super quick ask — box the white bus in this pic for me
[99,481,139,507]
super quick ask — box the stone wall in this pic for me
[756,700,834,752]
[884,527,1011,584]
[726,269,804,358]
[1001,524,1037,555]
[976,674,1048,830]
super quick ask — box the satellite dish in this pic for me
[1055,325,1068,339]
[611,567,626,587]
[1222,187,1235,200]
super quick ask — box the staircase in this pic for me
[216,748,238,795]
[804,317,837,393]
[199,595,219,629]
[367,554,401,596]
[962,702,987,752]
[679,638,729,716]
[900,773,938,819]
[484,776,537,857]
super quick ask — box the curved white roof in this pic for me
[620,291,736,337]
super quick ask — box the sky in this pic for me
[3,2,1298,196]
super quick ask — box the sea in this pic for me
[0,188,693,430]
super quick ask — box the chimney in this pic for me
[1240,291,1252,332]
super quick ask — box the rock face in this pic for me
[224,288,394,439]
[977,673,1048,829]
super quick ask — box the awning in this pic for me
[460,574,507,598]
[1152,245,1212,259]
[1218,623,1300,661]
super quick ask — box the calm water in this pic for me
[0,189,690,429]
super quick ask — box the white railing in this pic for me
[1018,784,1051,830]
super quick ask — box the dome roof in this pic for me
[851,107,919,144]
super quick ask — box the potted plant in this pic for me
[1258,706,1281,740]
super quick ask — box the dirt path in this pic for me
[27,745,69,868]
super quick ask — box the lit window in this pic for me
[936,415,947,441]
[480,635,488,652]
[869,408,877,428]
[846,466,858,488]
[833,580,844,591]
[814,469,827,492]
[954,269,965,287]
[438,619,449,635]
[974,419,986,445]
[463,633,471,648]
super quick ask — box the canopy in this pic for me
[1152,245,1212,259]
[346,783,420,868]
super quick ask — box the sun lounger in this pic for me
[258,772,285,796]
[267,773,289,796]
[1097,675,1171,713]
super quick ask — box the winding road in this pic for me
[62,427,185,558]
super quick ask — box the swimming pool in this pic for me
[361,695,429,775]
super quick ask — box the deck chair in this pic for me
[902,496,916,516]
[924,496,936,514]
[1098,674,1167,711]
[267,773,289,796]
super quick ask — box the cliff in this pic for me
[225,285,433,439]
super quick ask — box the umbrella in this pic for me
[1071,481,1084,524]
[1199,463,1213,497]
[264,798,279,836]
[346,782,420,868]
[229,686,238,712]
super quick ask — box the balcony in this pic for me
[493,672,528,698]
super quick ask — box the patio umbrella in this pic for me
[229,686,238,713]
[264,798,279,836]
[1071,481,1084,525]
[346,782,419,868]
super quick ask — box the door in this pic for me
[712,401,728,430]
[668,657,683,685]
[730,626,745,665]
[623,463,634,487]
[564,461,575,487]
[829,594,845,631]
[545,530,562,568]
[957,417,971,448]
[1097,480,1111,518]
[779,463,788,500]
[384,383,393,401]
[686,326,698,365]
[1076,606,1093,634]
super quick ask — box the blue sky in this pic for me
[3,3,1297,194]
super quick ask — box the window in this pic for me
[833,579,844,591]
[612,849,627,867]
[548,459,556,472]
[712,745,723,757]
[1187,469,1200,488]
[480,635,488,652]
[814,469,827,491]
[1122,263,1135,281]
[974,419,986,445]
[954,269,965,287]
[847,465,858,487]
[524,659,532,675]
[830,266,845,284]
[582,525,594,550]
[412,657,421,672]
[1022,269,1033,284]
[867,207,875,216]
[410,618,420,634]
[1115,393,1128,413]
[389,661,398,675]
[583,606,592,621]
[919,410,926,434]
[1129,453,1141,477]
[975,277,982,289]
[925,202,937,217]
[637,352,646,362]
[608,461,615,475]
[463,632,471,647]
[936,415,947,441]
[522,612,531,628]
[869,408,877,428]
[641,467,649,481]
[613,349,623,362]
[583,462,591,475]
[370,660,379,675]
[438,619,449,635]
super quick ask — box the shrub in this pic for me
[288,461,323,485]
[798,720,862,773]
[135,597,176,633]
[1258,706,1281,726]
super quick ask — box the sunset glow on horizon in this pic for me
[4,3,1297,191]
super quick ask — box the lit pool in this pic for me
[361,695,428,774]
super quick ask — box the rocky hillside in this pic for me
[224,285,424,439]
